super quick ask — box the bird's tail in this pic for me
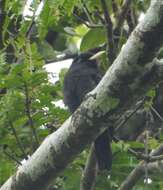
[94,130,112,170]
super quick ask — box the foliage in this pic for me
[0,49,68,184]
[80,28,106,52]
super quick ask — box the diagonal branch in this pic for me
[8,119,27,159]
[3,146,22,165]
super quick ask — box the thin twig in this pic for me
[115,99,145,132]
[46,53,77,64]
[13,0,45,63]
[111,0,119,19]
[114,136,163,162]
[114,0,132,50]
[26,0,45,39]
[73,13,103,28]
[24,82,39,149]
[0,0,6,49]
[46,44,106,64]
[81,0,94,24]
[118,144,163,190]
[144,130,149,187]
[8,119,27,159]
[93,8,105,24]
[3,146,22,165]
[100,0,115,64]
[116,0,132,29]
[151,106,163,122]
[126,7,136,34]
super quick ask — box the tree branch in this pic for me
[0,0,6,49]
[8,119,27,159]
[118,144,163,190]
[24,82,39,149]
[73,13,104,28]
[114,0,132,50]
[80,145,98,190]
[116,0,132,29]
[111,0,119,19]
[126,6,137,34]
[151,105,163,122]
[100,0,115,64]
[2,145,22,165]
[81,0,94,24]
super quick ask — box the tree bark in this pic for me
[80,145,98,190]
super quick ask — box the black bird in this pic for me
[63,53,112,170]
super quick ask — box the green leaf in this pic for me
[147,89,156,99]
[80,28,106,51]
[63,0,78,16]
[37,41,57,60]
[126,141,144,149]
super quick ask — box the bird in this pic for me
[63,52,112,170]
